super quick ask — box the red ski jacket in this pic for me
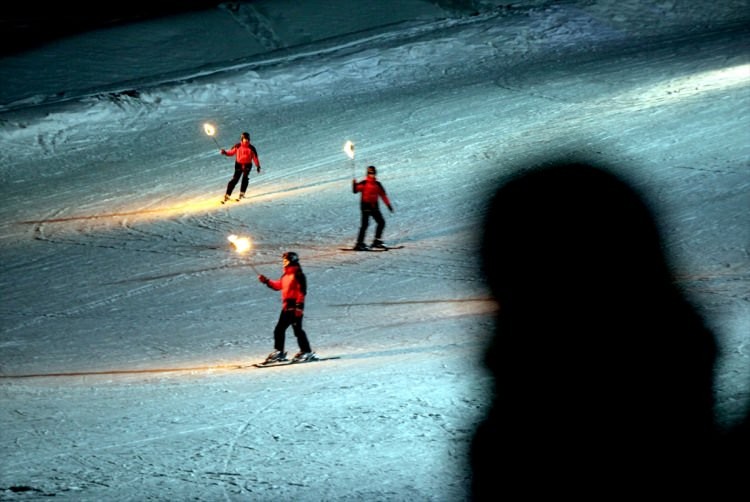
[264,264,307,311]
[353,175,392,210]
[223,140,260,167]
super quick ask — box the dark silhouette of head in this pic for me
[471,160,721,498]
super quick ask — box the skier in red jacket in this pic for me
[220,131,261,203]
[352,165,394,250]
[257,251,317,364]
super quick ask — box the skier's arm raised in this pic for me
[222,143,240,156]
[258,274,281,290]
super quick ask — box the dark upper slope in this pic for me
[0,1,226,56]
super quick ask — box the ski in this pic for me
[253,356,341,368]
[339,245,404,252]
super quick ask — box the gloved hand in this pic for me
[258,274,268,284]
[220,149,226,155]
[387,204,394,213]
[257,166,261,173]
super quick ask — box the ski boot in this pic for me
[292,351,318,363]
[352,242,369,251]
[263,350,287,364]
[371,239,387,249]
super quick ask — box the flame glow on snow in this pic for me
[620,63,750,108]
[228,234,251,253]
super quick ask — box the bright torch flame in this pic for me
[343,140,355,160]
[204,123,217,137]
[228,234,251,254]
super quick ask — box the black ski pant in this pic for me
[273,310,312,353]
[226,162,251,196]
[357,206,385,245]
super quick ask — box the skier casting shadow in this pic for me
[220,131,261,203]
[352,165,394,250]
[258,251,317,364]
[469,159,748,499]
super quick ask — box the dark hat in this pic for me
[282,251,299,266]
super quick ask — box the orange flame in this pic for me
[203,123,217,137]
[228,234,251,253]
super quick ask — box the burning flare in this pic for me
[343,140,355,160]
[228,234,251,254]
[204,122,221,148]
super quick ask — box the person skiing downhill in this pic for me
[352,165,394,250]
[220,131,261,203]
[257,251,317,364]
